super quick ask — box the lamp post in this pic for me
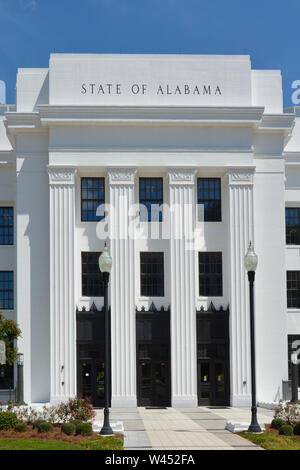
[98,243,113,435]
[16,353,24,404]
[244,242,261,433]
[291,351,299,403]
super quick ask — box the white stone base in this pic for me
[225,421,265,433]
[92,421,124,435]
[111,396,137,408]
[172,395,198,408]
[258,401,279,410]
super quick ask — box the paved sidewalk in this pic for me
[96,406,274,450]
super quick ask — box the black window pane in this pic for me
[81,178,105,222]
[0,271,14,310]
[139,178,163,222]
[198,178,221,222]
[286,208,300,245]
[0,363,13,390]
[199,252,222,296]
[82,252,104,297]
[140,252,164,297]
[287,271,300,308]
[0,208,13,245]
[288,335,300,387]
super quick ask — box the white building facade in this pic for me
[0,53,299,407]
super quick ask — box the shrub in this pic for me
[14,422,27,432]
[33,419,46,429]
[294,422,300,436]
[37,422,53,433]
[61,422,75,435]
[271,418,286,430]
[274,401,300,426]
[76,422,93,436]
[56,398,96,423]
[0,411,18,430]
[279,424,293,436]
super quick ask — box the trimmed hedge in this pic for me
[37,422,53,433]
[61,422,76,436]
[0,411,18,430]
[271,418,286,430]
[75,422,93,436]
[294,423,300,436]
[14,423,27,433]
[279,424,293,436]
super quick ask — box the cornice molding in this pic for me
[48,166,77,185]
[107,167,137,185]
[168,167,196,185]
[226,166,255,185]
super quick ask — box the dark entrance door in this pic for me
[197,304,230,406]
[136,306,171,407]
[76,304,110,407]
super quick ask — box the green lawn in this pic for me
[0,436,123,451]
[240,432,300,450]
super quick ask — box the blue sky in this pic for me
[0,0,299,106]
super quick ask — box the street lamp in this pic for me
[16,353,24,404]
[244,242,261,433]
[98,243,113,435]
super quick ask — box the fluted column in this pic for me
[227,167,255,406]
[48,167,77,404]
[108,168,137,407]
[168,168,197,407]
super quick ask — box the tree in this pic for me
[0,312,21,365]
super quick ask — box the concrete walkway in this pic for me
[96,406,274,450]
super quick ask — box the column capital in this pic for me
[167,168,196,185]
[48,166,77,185]
[107,167,137,185]
[226,166,255,186]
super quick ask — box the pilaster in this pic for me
[108,167,137,407]
[168,168,198,407]
[227,166,255,406]
[48,166,77,404]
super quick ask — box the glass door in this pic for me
[198,360,212,405]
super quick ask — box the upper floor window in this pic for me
[286,208,300,245]
[0,207,13,245]
[82,252,103,297]
[81,178,105,222]
[0,271,14,310]
[197,178,221,222]
[139,177,163,222]
[199,252,223,297]
[287,271,300,308]
[140,252,164,297]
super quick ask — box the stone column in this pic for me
[48,167,77,404]
[227,167,255,406]
[168,168,197,407]
[108,168,137,407]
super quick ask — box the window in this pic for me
[197,178,221,222]
[287,271,300,308]
[81,178,105,222]
[139,177,163,222]
[199,252,223,296]
[0,207,13,245]
[0,363,13,390]
[288,335,300,387]
[286,208,300,245]
[140,252,164,297]
[82,252,103,297]
[0,272,14,310]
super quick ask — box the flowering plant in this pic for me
[274,401,300,426]
[56,397,96,423]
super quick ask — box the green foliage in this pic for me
[75,422,93,436]
[32,419,46,429]
[0,312,22,365]
[279,424,293,436]
[14,422,27,432]
[56,398,96,423]
[274,401,300,426]
[0,438,83,450]
[37,422,53,433]
[80,435,123,450]
[0,411,18,430]
[241,431,300,450]
[271,418,286,430]
[61,422,75,435]
[294,422,300,436]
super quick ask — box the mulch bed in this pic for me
[264,423,300,439]
[0,425,123,445]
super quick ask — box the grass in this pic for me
[0,435,124,451]
[240,431,300,450]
